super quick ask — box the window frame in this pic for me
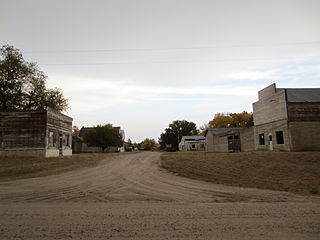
[48,131,54,147]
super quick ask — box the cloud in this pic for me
[228,69,281,80]
[227,58,320,85]
[47,74,261,114]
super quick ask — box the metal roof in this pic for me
[277,88,320,102]
[181,135,206,141]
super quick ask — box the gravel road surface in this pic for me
[1,152,319,239]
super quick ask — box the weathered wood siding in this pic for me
[47,109,72,134]
[287,103,320,122]
[0,111,46,149]
[0,109,73,157]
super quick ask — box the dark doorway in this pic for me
[59,134,63,156]
[228,134,241,152]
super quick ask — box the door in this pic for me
[228,134,241,152]
[59,134,63,156]
[268,134,273,151]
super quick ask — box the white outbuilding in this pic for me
[179,136,206,151]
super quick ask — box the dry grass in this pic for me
[0,152,136,181]
[160,151,320,195]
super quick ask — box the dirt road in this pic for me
[1,152,319,239]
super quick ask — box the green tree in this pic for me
[159,128,176,149]
[208,111,253,128]
[83,124,123,152]
[0,44,69,111]
[159,120,198,150]
[140,138,157,150]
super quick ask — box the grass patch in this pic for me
[0,152,136,181]
[160,151,320,195]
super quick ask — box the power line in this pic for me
[40,55,320,66]
[24,40,320,54]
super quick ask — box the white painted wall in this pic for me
[45,149,59,157]
[62,148,72,156]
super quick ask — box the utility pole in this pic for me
[177,129,179,151]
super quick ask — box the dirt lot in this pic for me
[0,152,319,239]
[0,152,135,181]
[161,151,320,195]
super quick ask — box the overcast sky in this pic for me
[1,0,320,142]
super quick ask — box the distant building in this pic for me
[253,83,320,151]
[179,136,206,151]
[205,127,254,152]
[73,126,125,153]
[205,83,320,152]
[0,108,73,157]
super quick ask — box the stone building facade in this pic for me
[253,83,320,151]
[0,108,73,157]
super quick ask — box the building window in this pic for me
[192,144,195,149]
[259,133,265,145]
[276,131,284,144]
[200,144,205,149]
[49,132,54,147]
[66,135,71,147]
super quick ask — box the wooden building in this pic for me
[0,108,73,157]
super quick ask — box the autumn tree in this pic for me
[72,125,80,136]
[229,112,254,127]
[208,111,253,128]
[140,138,157,150]
[83,124,123,151]
[0,44,69,111]
[159,120,198,150]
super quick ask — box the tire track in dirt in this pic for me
[0,152,318,203]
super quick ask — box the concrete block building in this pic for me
[205,83,320,152]
[205,127,254,152]
[253,83,320,151]
[0,108,73,157]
